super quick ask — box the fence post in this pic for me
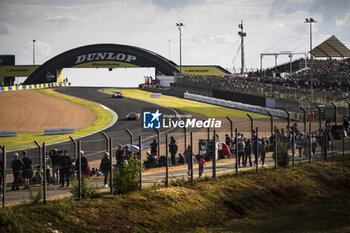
[226,116,233,138]
[69,136,77,161]
[102,131,109,152]
[345,100,350,119]
[256,127,259,173]
[34,140,41,172]
[213,130,216,179]
[292,125,295,166]
[126,128,134,145]
[247,114,254,167]
[235,128,238,175]
[309,121,312,163]
[77,140,81,199]
[267,111,274,137]
[274,126,277,168]
[314,102,322,131]
[331,102,337,126]
[184,127,187,152]
[139,135,142,190]
[300,106,307,136]
[42,142,46,204]
[342,133,345,158]
[190,132,193,181]
[165,133,169,187]
[156,129,160,158]
[109,137,113,195]
[1,145,6,208]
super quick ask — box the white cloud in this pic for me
[39,15,81,23]
[0,22,16,35]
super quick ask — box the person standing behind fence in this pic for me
[225,134,231,148]
[45,154,51,185]
[244,139,252,167]
[21,150,33,189]
[76,151,89,177]
[312,134,317,157]
[50,149,60,185]
[221,142,231,159]
[199,156,206,177]
[11,153,24,191]
[237,138,245,166]
[296,134,304,158]
[115,144,124,167]
[169,136,178,166]
[260,138,266,166]
[185,145,193,176]
[59,150,72,187]
[100,152,111,188]
[150,139,158,158]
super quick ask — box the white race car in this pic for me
[112,91,124,98]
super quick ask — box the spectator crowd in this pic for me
[176,58,350,103]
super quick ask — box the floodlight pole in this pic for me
[176,23,185,73]
[238,20,247,74]
[33,40,36,65]
[305,18,317,114]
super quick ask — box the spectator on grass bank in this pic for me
[150,139,158,158]
[60,150,72,188]
[169,136,178,166]
[11,153,24,191]
[21,150,33,189]
[115,144,124,167]
[100,152,111,188]
[184,145,193,176]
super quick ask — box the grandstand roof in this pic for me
[261,35,350,58]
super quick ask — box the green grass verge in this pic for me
[103,88,267,119]
[1,158,350,232]
[0,89,112,151]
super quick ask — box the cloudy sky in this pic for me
[0,0,349,75]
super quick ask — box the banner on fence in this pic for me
[0,130,18,137]
[44,127,75,135]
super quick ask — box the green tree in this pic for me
[113,154,140,194]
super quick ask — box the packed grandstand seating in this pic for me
[176,58,350,104]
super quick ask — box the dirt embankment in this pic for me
[0,90,97,133]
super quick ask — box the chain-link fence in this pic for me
[1,116,349,207]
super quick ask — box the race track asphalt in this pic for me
[5,87,181,169]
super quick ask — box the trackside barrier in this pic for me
[184,92,303,120]
[0,82,70,92]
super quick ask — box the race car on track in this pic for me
[112,91,124,98]
[126,112,140,120]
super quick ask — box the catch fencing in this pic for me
[0,114,349,207]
